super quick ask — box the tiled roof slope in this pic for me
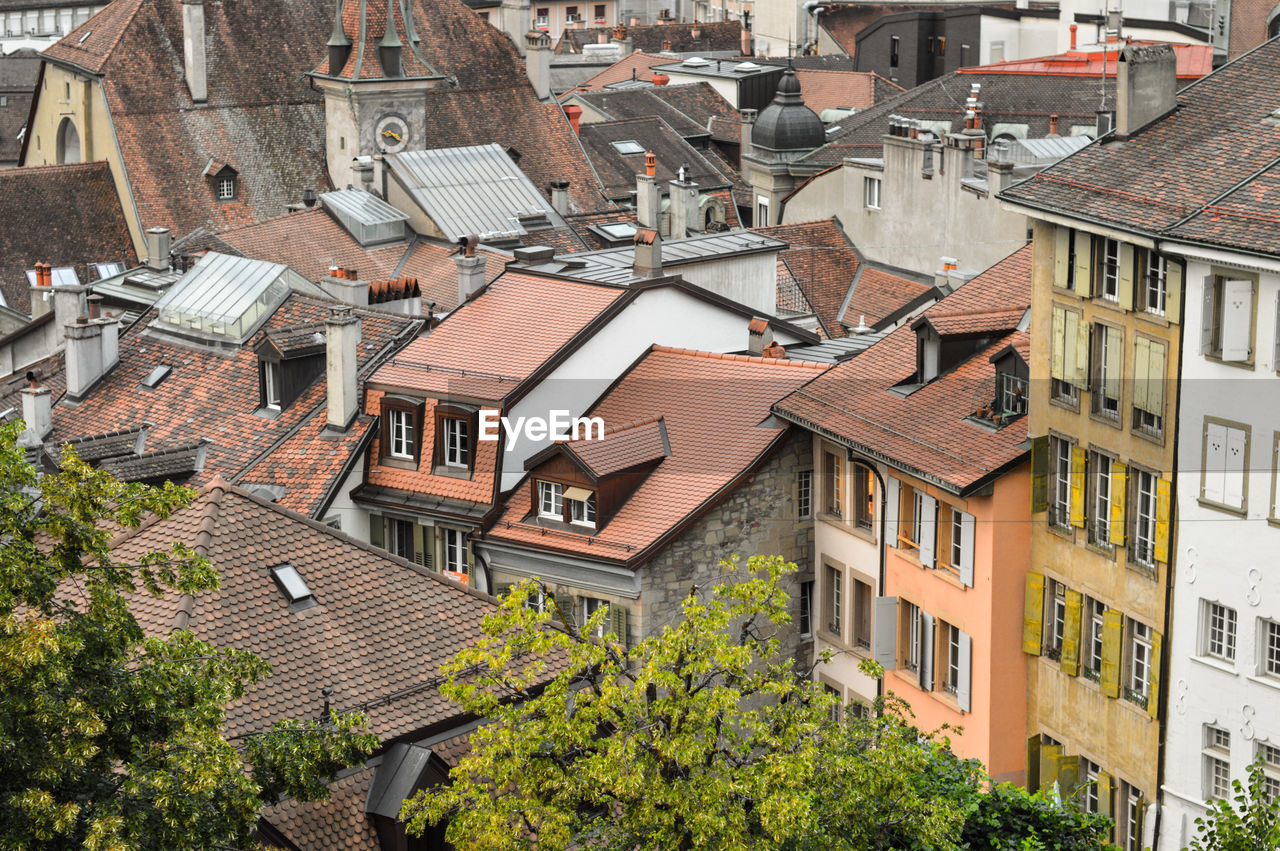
[563,415,668,476]
[579,116,732,200]
[1001,38,1280,257]
[572,85,722,138]
[0,49,38,165]
[645,82,740,132]
[565,51,669,91]
[793,69,886,114]
[774,244,1033,492]
[843,265,935,328]
[312,0,438,81]
[0,162,137,313]
[555,20,743,54]
[487,346,827,564]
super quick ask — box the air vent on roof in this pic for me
[271,563,317,609]
[733,61,761,72]
[683,56,710,67]
[140,365,172,389]
[78,29,91,43]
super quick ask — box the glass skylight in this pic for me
[610,140,645,155]
[271,564,313,603]
[152,252,302,343]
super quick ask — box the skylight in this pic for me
[599,222,637,238]
[271,564,314,605]
[610,140,645,155]
[152,252,307,344]
[140,365,172,389]
[95,262,126,280]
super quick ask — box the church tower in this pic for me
[310,0,445,191]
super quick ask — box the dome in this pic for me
[751,67,824,152]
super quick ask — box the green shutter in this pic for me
[369,513,384,548]
[1096,771,1113,820]
[1073,311,1090,388]
[1061,589,1083,676]
[610,604,629,647]
[1023,573,1045,656]
[412,523,427,567]
[1039,743,1062,793]
[1133,337,1151,412]
[1031,435,1049,514]
[1056,752,1080,795]
[1148,630,1163,719]
[1166,260,1183,325]
[1026,735,1042,791]
[1101,610,1123,698]
[1075,234,1094,297]
[1110,461,1128,548]
[1147,341,1166,416]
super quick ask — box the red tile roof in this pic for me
[962,44,1214,79]
[565,51,670,92]
[844,266,935,328]
[920,306,1025,336]
[793,69,884,115]
[753,219,858,338]
[774,245,1033,492]
[560,415,668,477]
[313,0,439,81]
[487,346,827,563]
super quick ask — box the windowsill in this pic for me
[932,687,965,714]
[1135,310,1170,329]
[1092,296,1126,315]
[1203,353,1256,372]
[1049,395,1081,413]
[1245,674,1280,692]
[1197,497,1247,518]
[1046,522,1075,542]
[1051,286,1085,301]
[1088,409,1123,430]
[380,456,418,471]
[1130,426,1166,447]
[1084,540,1116,560]
[431,464,474,480]
[1268,517,1280,529]
[932,567,969,591]
[255,407,282,420]
[1191,655,1238,677]
[1125,559,1158,580]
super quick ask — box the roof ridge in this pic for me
[49,0,148,70]
[928,305,1027,318]
[649,344,829,369]
[581,414,664,439]
[170,474,229,632]
[0,161,111,179]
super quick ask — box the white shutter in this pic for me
[1221,279,1252,362]
[918,494,937,568]
[1224,426,1247,510]
[1103,326,1122,402]
[919,612,935,692]
[1201,279,1215,354]
[1274,439,1280,517]
[885,477,900,547]
[873,596,898,670]
[1132,336,1150,412]
[1147,341,1166,415]
[957,630,972,712]
[959,511,975,587]
[1203,421,1227,504]
[1051,307,1065,380]
[1062,309,1078,383]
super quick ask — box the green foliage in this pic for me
[1190,757,1280,851]
[0,421,378,850]
[960,782,1115,850]
[402,556,1112,851]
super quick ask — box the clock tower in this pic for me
[310,0,445,192]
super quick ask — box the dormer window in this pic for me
[567,487,597,527]
[998,372,1027,416]
[217,176,236,200]
[538,481,563,518]
[380,396,425,465]
[442,417,469,468]
[262,361,281,411]
[203,159,240,202]
[432,405,479,475]
[389,409,415,458]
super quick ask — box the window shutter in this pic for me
[1221,279,1253,362]
[610,604,628,647]
[1073,312,1090,387]
[1051,307,1066,380]
[1132,337,1150,412]
[959,511,976,587]
[1100,609,1124,698]
[1039,743,1062,793]
[1110,461,1127,547]
[1061,309,1078,384]
[553,593,577,630]
[1155,477,1172,562]
[1275,292,1280,371]
[1103,326,1122,403]
[412,523,428,567]
[1203,422,1227,505]
[1201,278,1216,354]
[957,630,972,712]
[1061,589,1083,676]
[1224,426,1247,510]
[1031,435,1049,514]
[918,493,937,568]
[466,538,477,587]
[1148,630,1162,719]
[1023,573,1044,655]
[369,513,384,548]
[1146,340,1166,416]
[873,596,898,670]
[1166,261,1183,324]
[885,476,900,547]
[1096,771,1114,819]
[1117,243,1134,307]
[1053,227,1071,288]
[919,611,934,692]
[433,526,444,573]
[1135,796,1147,848]
[1069,445,1087,528]
[1026,736,1042,790]
[412,401,427,465]
[1074,235,1093,298]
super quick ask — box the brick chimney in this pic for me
[145,227,171,271]
[549,179,571,216]
[65,312,120,401]
[18,373,52,447]
[636,151,661,229]
[633,228,662,278]
[326,305,362,431]
[611,24,632,54]
[668,167,698,238]
[564,103,583,134]
[455,235,488,303]
[182,0,207,103]
[1116,44,1176,139]
[28,262,52,318]
[747,317,773,355]
[525,30,553,101]
[323,268,370,306]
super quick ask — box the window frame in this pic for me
[1091,322,1122,420]
[1203,725,1232,801]
[1204,274,1258,365]
[1130,466,1158,568]
[1201,599,1238,663]
[824,563,843,639]
[1087,448,1113,549]
[864,176,882,210]
[217,175,236,201]
[852,461,874,531]
[581,596,608,638]
[261,360,281,411]
[384,516,414,559]
[1126,620,1153,707]
[1044,579,1067,660]
[797,468,813,519]
[851,575,872,650]
[938,619,961,695]
[1049,435,1073,530]
[900,600,921,673]
[1200,416,1251,514]
[442,527,466,573]
[1142,250,1168,315]
[823,449,844,519]
[537,480,564,519]
[441,416,469,468]
[569,492,597,527]
[799,580,814,637]
[380,397,427,465]
[1084,596,1106,680]
[1100,237,1120,302]
[1259,618,1280,679]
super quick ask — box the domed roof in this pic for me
[751,67,824,152]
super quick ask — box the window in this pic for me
[524,583,548,614]
[535,7,549,26]
[0,96,6,107]
[937,504,975,585]
[824,450,844,518]
[999,371,1027,416]
[1259,743,1280,802]
[1260,619,1280,678]
[797,469,813,519]
[1049,305,1083,406]
[755,195,770,227]
[1131,468,1158,567]
[217,176,236,200]
[565,5,578,20]
[594,4,606,22]
[1202,418,1249,512]
[443,528,466,573]
[1142,251,1168,315]
[1049,436,1073,529]
[824,683,842,723]
[261,361,281,411]
[1044,579,1067,659]
[1082,759,1102,813]
[582,597,608,638]
[852,462,873,530]
[441,417,469,467]
[890,35,900,67]
[852,577,872,649]
[1121,782,1144,851]
[569,492,596,526]
[1204,726,1232,800]
[1132,337,1167,438]
[939,620,961,694]
[864,176,881,210]
[538,481,563,519]
[825,564,843,637]
[1091,324,1122,418]
[1127,620,1152,706]
[1084,597,1107,679]
[1204,275,1255,363]
[388,408,415,459]
[1202,600,1237,662]
[902,601,921,672]
[385,517,413,559]
[1087,450,1112,548]
[271,564,314,605]
[1100,238,1120,301]
[799,580,814,637]
[610,139,645,154]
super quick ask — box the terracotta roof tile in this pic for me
[845,265,935,328]
[578,116,732,200]
[556,20,743,55]
[565,51,670,91]
[793,69,882,115]
[560,415,667,477]
[921,306,1025,336]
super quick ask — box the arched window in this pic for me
[56,117,80,164]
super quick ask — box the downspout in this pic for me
[858,449,889,703]
[802,1,821,56]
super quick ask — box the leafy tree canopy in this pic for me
[1190,757,1280,851]
[0,422,377,850]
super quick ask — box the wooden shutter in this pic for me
[873,596,898,670]
[1023,573,1045,655]
[1074,234,1093,297]
[466,538,476,586]
[959,511,975,588]
[1110,461,1128,548]
[1222,279,1253,362]
[1031,435,1048,514]
[1073,312,1090,387]
[1201,278,1216,354]
[1100,609,1123,698]
[1135,795,1146,847]
[1103,326,1122,403]
[1061,309,1078,383]
[1155,476,1171,562]
[1147,340,1166,416]
[1204,422,1227,504]
[1053,227,1071,288]
[433,526,444,573]
[610,604,628,647]
[919,611,935,692]
[1061,589,1083,676]
[957,630,972,712]
[885,476,900,547]
[918,494,937,568]
[1026,736,1042,790]
[1096,771,1114,819]
[1166,260,1183,324]
[1224,426,1247,509]
[412,523,428,567]
[1148,630,1162,719]
[1051,307,1066,380]
[1117,243,1134,307]
[1133,337,1150,412]
[1039,743,1063,793]
[1069,445,1086,528]
[369,513,384,548]
[1056,752,1080,795]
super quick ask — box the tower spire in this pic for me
[326,0,351,75]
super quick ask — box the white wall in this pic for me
[662,70,739,106]
[676,252,778,315]
[979,14,1058,65]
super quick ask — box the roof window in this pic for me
[610,140,645,155]
[271,563,317,609]
[140,365,172,389]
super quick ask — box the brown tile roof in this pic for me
[844,265,935,329]
[565,51,669,91]
[555,20,743,55]
[0,49,38,164]
[920,306,1025,336]
[397,239,506,309]
[561,415,668,477]
[487,346,827,563]
[1001,39,1280,257]
[313,0,438,81]
[569,83,738,140]
[644,82,739,132]
[578,116,732,200]
[792,69,884,115]
[0,162,137,313]
[774,245,1033,492]
[753,218,859,338]
[261,767,380,850]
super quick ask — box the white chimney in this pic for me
[525,30,553,101]
[747,317,773,355]
[18,379,52,447]
[64,318,106,400]
[636,151,661,229]
[739,108,757,160]
[549,179,570,216]
[502,0,531,55]
[145,227,171,271]
[1116,44,1177,139]
[182,0,207,103]
[633,228,662,278]
[53,284,88,338]
[323,268,370,306]
[455,237,488,304]
[668,167,698,238]
[326,306,361,431]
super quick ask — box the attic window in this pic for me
[566,487,597,527]
[95,262,125,280]
[271,563,317,609]
[611,140,645,155]
[140,365,172,389]
[217,176,237,200]
[997,372,1027,417]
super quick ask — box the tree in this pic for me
[0,422,378,850]
[402,555,1111,850]
[1190,757,1280,851]
[959,782,1115,850]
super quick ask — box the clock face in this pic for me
[375,114,410,153]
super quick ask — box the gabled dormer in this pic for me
[203,159,239,202]
[253,323,327,413]
[967,341,1029,428]
[906,307,1027,385]
[521,416,670,532]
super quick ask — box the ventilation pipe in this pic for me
[145,227,171,271]
[549,179,571,216]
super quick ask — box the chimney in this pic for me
[326,0,352,74]
[652,73,669,85]
[19,374,52,447]
[934,257,958,292]
[635,151,661,229]
[145,227,171,271]
[633,228,662,278]
[378,0,404,78]
[747,317,773,355]
[668,167,698,238]
[1048,114,1059,135]
[740,26,752,56]
[1069,23,1077,50]
[53,284,88,338]
[662,38,673,51]
[564,103,583,134]
[455,235,488,303]
[323,268,369,306]
[325,305,362,431]
[549,179,571,216]
[182,0,207,103]
[611,24,632,54]
[64,318,106,400]
[1116,44,1176,139]
[525,30,553,101]
[739,108,756,161]
[502,0,531,55]
[28,262,52,318]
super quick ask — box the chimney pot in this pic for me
[455,239,489,304]
[549,180,571,216]
[87,294,103,320]
[645,150,656,177]
[564,103,583,135]
[145,227,171,271]
[1069,23,1077,50]
[633,228,662,278]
